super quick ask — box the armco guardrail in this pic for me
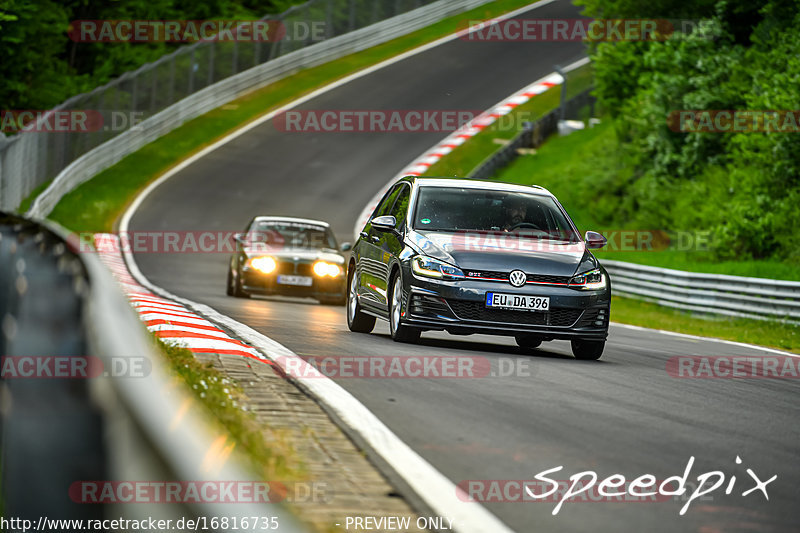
[602,259,800,324]
[0,213,305,530]
[4,0,494,216]
[467,87,595,180]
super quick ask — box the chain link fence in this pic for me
[0,0,469,212]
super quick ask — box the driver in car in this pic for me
[502,197,528,231]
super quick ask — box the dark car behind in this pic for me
[227,216,349,305]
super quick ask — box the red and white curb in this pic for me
[353,56,590,238]
[405,73,562,175]
[93,233,271,365]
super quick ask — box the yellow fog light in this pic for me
[313,261,343,277]
[249,256,277,274]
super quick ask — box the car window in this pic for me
[374,185,402,218]
[388,185,411,230]
[248,220,337,250]
[412,186,580,242]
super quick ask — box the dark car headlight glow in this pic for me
[248,256,277,274]
[412,256,464,280]
[313,260,343,277]
[569,268,606,290]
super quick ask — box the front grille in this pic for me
[409,294,456,319]
[447,300,582,327]
[527,273,570,285]
[466,270,508,281]
[464,270,570,285]
[275,261,313,276]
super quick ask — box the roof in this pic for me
[406,176,553,196]
[252,216,330,227]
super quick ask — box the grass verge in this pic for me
[40,0,540,233]
[156,336,305,482]
[611,296,800,354]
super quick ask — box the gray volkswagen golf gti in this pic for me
[346,177,611,360]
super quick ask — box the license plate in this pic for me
[277,275,313,286]
[485,292,549,311]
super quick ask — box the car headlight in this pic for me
[569,268,606,290]
[412,256,464,280]
[313,261,343,277]
[248,256,277,274]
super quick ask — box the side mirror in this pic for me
[371,215,397,232]
[585,231,607,249]
[340,242,352,252]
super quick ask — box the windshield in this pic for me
[412,186,580,242]
[246,220,337,250]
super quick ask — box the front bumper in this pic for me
[403,273,610,341]
[242,267,345,300]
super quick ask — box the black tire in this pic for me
[231,267,249,298]
[515,335,542,351]
[571,339,605,360]
[226,267,235,296]
[347,267,376,333]
[389,272,420,343]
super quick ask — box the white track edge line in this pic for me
[610,322,800,358]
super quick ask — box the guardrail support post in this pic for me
[555,65,567,123]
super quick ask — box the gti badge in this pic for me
[509,270,526,287]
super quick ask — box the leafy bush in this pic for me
[576,0,800,263]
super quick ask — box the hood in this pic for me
[406,230,590,277]
[243,246,344,264]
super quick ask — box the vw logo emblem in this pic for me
[509,270,526,287]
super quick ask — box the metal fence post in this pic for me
[188,48,195,94]
[208,42,215,86]
[305,2,312,47]
[555,65,566,123]
[326,0,334,39]
[232,39,239,76]
[168,55,175,104]
[150,66,158,113]
[131,75,138,125]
